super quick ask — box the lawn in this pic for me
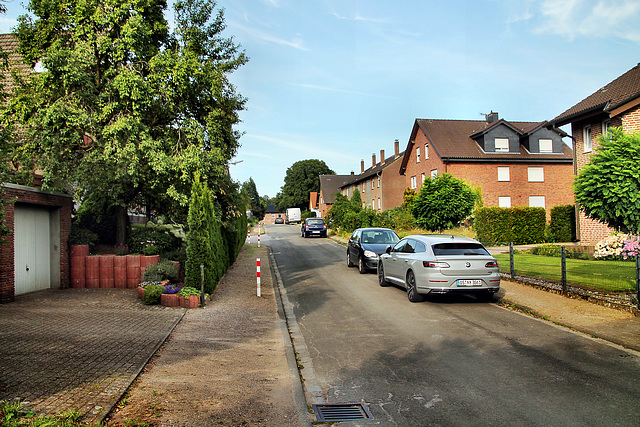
[493,253,637,293]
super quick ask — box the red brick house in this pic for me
[262,204,285,224]
[399,113,574,217]
[548,63,640,243]
[318,175,357,218]
[339,140,406,211]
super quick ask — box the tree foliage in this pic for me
[241,177,266,219]
[279,159,334,210]
[2,0,247,243]
[574,128,640,234]
[410,173,476,232]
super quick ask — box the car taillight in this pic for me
[423,261,450,268]
[305,225,309,230]
[323,224,326,229]
[485,261,499,268]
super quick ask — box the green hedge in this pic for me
[546,204,576,243]
[475,207,546,245]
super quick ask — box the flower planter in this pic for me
[137,286,145,299]
[114,256,128,289]
[179,295,200,309]
[161,294,180,307]
[85,256,100,289]
[99,255,115,288]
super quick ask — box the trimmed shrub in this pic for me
[185,175,215,292]
[142,261,179,282]
[546,205,576,243]
[142,284,163,305]
[128,225,182,255]
[475,207,546,245]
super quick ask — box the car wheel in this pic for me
[378,263,389,287]
[347,251,354,267]
[406,270,424,302]
[358,256,367,274]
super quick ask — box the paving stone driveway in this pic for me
[0,288,185,424]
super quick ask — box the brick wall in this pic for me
[0,184,73,302]
[381,156,408,210]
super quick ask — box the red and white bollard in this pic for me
[246,229,250,242]
[256,258,261,297]
[258,228,261,247]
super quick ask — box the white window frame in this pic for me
[602,120,611,136]
[371,178,375,190]
[421,173,426,185]
[498,197,511,208]
[528,166,544,182]
[377,176,381,188]
[430,169,438,178]
[497,166,510,182]
[377,198,381,210]
[539,139,553,153]
[416,147,421,163]
[583,126,592,152]
[425,143,429,159]
[529,196,545,208]
[410,176,417,189]
[495,138,509,152]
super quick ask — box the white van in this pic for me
[286,208,302,224]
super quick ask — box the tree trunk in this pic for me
[116,206,128,247]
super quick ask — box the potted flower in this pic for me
[161,283,182,307]
[178,286,201,309]
[138,281,161,299]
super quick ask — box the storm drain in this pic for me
[312,403,372,422]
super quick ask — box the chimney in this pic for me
[372,153,376,167]
[361,159,365,173]
[487,111,499,123]
[351,170,354,175]
[394,139,400,157]
[380,149,385,165]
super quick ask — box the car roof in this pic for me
[355,227,396,232]
[401,234,481,245]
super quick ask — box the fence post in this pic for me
[509,242,515,279]
[561,246,567,294]
[636,255,639,309]
[200,264,205,307]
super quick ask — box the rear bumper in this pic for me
[426,286,500,295]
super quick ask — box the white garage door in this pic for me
[14,205,51,295]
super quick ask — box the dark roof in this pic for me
[400,118,573,174]
[265,204,280,214]
[319,174,356,204]
[550,63,640,126]
[346,150,405,186]
[0,33,32,94]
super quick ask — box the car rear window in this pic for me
[307,219,324,225]
[432,243,489,256]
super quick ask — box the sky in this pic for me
[1,0,640,198]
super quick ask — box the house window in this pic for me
[528,167,544,182]
[539,139,553,153]
[430,169,438,178]
[495,138,509,152]
[377,198,381,210]
[421,173,425,184]
[371,179,374,190]
[602,120,611,135]
[583,126,592,152]
[271,214,275,218]
[497,166,510,182]
[416,147,420,163]
[529,196,545,208]
[425,144,429,159]
[498,197,511,208]
[377,176,381,188]
[362,184,365,193]
[410,176,417,189]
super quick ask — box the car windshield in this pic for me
[361,230,399,244]
[432,243,489,256]
[307,219,324,225]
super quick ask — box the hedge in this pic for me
[475,207,546,245]
[546,205,576,243]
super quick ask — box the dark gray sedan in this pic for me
[347,228,400,274]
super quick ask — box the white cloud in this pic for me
[291,83,396,99]
[230,21,309,50]
[537,0,640,42]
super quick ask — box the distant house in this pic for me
[308,192,321,217]
[399,113,574,217]
[548,63,640,243]
[318,175,357,218]
[339,139,406,211]
[262,204,285,224]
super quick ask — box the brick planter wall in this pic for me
[68,249,160,290]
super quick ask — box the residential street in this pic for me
[268,224,640,426]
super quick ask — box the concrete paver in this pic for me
[0,288,184,424]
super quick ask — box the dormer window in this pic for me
[495,138,509,152]
[539,139,553,153]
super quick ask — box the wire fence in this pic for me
[493,243,640,309]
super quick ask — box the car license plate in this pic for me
[458,279,482,287]
[313,231,320,234]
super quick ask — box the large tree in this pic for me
[3,0,247,244]
[574,127,640,234]
[241,177,265,219]
[411,173,476,232]
[279,159,334,210]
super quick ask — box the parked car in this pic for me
[377,235,500,302]
[347,228,400,274]
[301,218,327,238]
[275,217,284,224]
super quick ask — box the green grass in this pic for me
[0,400,105,426]
[494,253,637,293]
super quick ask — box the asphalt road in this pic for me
[265,224,640,426]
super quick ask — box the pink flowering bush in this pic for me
[594,233,630,259]
[621,235,640,259]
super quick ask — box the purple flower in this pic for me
[163,284,182,294]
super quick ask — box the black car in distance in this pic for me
[347,228,400,274]
[301,218,327,238]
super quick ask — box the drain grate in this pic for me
[312,403,372,422]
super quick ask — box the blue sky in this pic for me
[2,0,640,198]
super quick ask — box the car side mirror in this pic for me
[385,245,392,254]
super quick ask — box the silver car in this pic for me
[377,235,500,302]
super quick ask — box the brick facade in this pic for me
[0,184,73,302]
